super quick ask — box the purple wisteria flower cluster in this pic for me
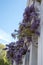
[3,39,28,65]
[18,3,40,41]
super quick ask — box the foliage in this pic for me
[0,44,6,59]
[0,44,11,65]
[0,59,11,65]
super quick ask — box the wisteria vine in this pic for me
[3,0,40,65]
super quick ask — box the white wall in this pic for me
[38,0,43,65]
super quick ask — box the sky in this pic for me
[0,0,27,44]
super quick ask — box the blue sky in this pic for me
[0,0,27,44]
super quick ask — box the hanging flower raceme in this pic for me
[16,39,24,47]
[3,38,28,65]
[23,4,35,22]
[30,19,40,31]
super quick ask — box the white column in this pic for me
[29,44,37,65]
[38,0,43,65]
